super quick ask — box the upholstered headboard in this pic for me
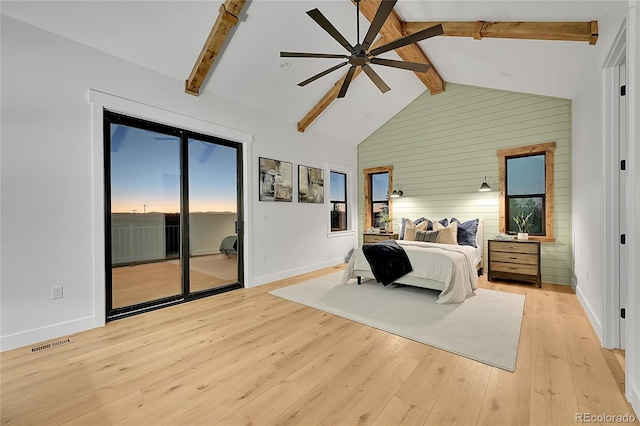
[476,219,484,273]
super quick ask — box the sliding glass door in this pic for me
[188,138,239,293]
[105,111,243,319]
[108,123,182,309]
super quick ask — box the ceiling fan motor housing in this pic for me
[350,49,369,66]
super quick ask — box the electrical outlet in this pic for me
[52,286,63,299]
[262,255,267,263]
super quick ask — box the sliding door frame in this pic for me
[104,110,244,321]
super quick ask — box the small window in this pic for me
[330,171,347,232]
[506,154,546,235]
[371,172,389,228]
[498,142,555,242]
[363,166,393,229]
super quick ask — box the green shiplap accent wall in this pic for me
[358,83,572,285]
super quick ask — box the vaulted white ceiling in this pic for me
[1,0,628,144]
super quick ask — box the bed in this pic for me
[342,218,484,304]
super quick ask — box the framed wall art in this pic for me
[259,157,292,202]
[298,165,324,203]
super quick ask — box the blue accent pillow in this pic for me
[437,218,449,228]
[399,217,430,239]
[450,218,479,247]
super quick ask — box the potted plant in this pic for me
[513,211,533,240]
[377,207,392,233]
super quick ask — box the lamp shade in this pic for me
[390,184,403,198]
[479,176,491,192]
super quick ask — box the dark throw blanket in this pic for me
[362,239,413,286]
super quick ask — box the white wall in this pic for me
[0,16,357,351]
[572,69,607,332]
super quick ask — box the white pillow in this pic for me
[433,221,458,245]
[404,220,430,241]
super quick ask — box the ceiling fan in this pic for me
[280,0,444,98]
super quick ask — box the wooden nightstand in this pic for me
[488,239,541,287]
[363,233,398,244]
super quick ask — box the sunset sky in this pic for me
[110,125,238,214]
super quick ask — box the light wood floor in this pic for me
[1,265,637,425]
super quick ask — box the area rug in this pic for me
[269,272,525,371]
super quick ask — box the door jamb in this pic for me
[602,19,627,349]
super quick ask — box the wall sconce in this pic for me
[390,184,404,198]
[478,176,491,192]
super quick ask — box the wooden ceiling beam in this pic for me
[297,37,388,133]
[403,21,599,45]
[297,67,366,133]
[185,0,246,96]
[355,0,445,95]
[296,3,598,133]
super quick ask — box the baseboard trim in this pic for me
[250,258,345,287]
[629,382,640,418]
[1,316,97,352]
[575,284,604,345]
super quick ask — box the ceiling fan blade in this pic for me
[307,8,355,53]
[280,52,350,59]
[370,57,431,73]
[369,24,444,56]
[298,62,349,87]
[361,0,397,51]
[361,64,391,94]
[337,66,357,98]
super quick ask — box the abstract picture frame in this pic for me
[259,157,293,202]
[298,165,324,203]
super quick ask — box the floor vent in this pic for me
[29,338,74,353]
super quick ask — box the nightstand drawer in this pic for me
[489,241,538,254]
[490,251,539,265]
[490,261,539,276]
[363,233,398,244]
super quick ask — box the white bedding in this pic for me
[342,240,480,304]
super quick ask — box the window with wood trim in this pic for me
[498,142,556,242]
[363,166,393,229]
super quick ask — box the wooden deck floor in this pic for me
[112,254,238,308]
[1,265,637,425]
